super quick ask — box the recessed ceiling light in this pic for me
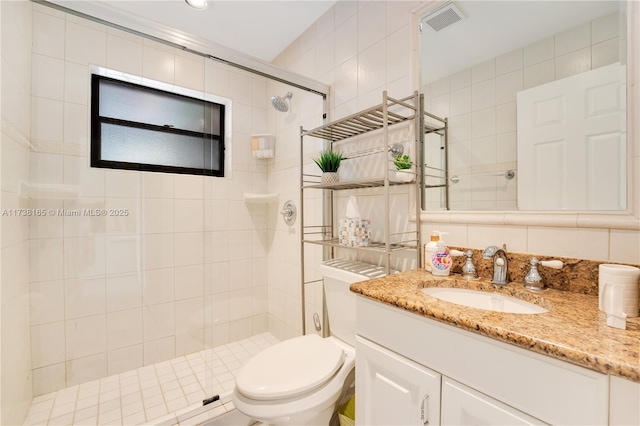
[185,0,207,10]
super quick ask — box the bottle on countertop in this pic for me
[431,232,452,276]
[424,231,440,272]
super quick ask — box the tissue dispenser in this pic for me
[339,219,371,247]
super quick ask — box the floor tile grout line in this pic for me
[28,333,279,426]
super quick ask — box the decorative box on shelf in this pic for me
[338,219,371,247]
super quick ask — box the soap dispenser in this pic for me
[424,231,440,272]
[430,232,452,276]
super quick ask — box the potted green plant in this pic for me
[392,154,415,183]
[313,149,344,184]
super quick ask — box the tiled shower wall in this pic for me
[28,3,269,397]
[273,1,417,123]
[271,1,421,275]
[1,1,34,424]
[422,12,622,211]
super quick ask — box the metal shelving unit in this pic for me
[298,91,446,333]
[300,91,447,331]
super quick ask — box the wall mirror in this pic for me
[419,1,628,212]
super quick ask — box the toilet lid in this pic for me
[235,334,345,400]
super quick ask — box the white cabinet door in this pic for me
[356,336,440,426]
[610,376,640,426]
[441,378,548,426]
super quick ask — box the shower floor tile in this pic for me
[23,332,279,426]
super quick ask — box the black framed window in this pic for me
[91,75,225,177]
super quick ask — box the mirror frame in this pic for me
[411,1,640,231]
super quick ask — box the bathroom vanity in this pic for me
[351,270,640,425]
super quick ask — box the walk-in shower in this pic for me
[3,1,330,424]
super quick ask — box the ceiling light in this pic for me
[185,0,207,10]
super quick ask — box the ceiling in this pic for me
[420,1,621,83]
[55,0,336,62]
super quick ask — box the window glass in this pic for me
[100,123,218,170]
[91,75,224,176]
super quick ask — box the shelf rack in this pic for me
[297,91,448,334]
[297,91,450,334]
[301,97,444,142]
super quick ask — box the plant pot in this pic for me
[321,172,340,185]
[392,170,415,183]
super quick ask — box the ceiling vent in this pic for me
[422,2,466,33]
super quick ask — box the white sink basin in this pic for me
[422,287,548,314]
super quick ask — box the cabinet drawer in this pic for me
[442,378,547,426]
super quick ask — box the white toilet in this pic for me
[232,259,387,425]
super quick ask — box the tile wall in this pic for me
[1,1,34,424]
[423,222,640,265]
[27,3,270,397]
[270,2,424,338]
[271,0,422,276]
[273,1,417,121]
[273,1,640,267]
[422,13,622,211]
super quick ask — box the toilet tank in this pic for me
[319,259,391,347]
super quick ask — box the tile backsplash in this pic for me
[450,247,639,296]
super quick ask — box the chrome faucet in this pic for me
[482,245,509,286]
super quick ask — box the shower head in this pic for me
[271,92,293,112]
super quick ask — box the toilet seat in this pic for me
[235,334,345,400]
[233,336,355,425]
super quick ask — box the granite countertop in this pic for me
[350,269,640,383]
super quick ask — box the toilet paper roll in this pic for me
[599,264,640,317]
